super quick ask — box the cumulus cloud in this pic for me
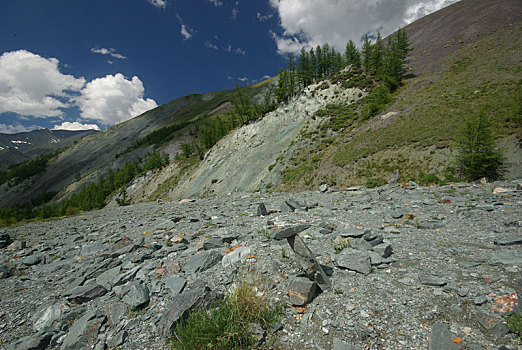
[208,0,223,6]
[90,47,127,60]
[52,121,101,131]
[147,0,166,9]
[76,73,157,126]
[0,50,85,117]
[269,0,459,54]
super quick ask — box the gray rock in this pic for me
[351,238,373,251]
[60,310,105,350]
[383,226,400,234]
[185,250,224,274]
[8,331,53,350]
[80,242,105,256]
[157,282,223,338]
[222,246,252,267]
[164,276,187,296]
[474,295,487,305]
[491,250,522,266]
[122,282,150,310]
[248,322,266,344]
[458,286,469,297]
[429,321,459,350]
[319,183,329,192]
[202,237,225,250]
[281,200,297,212]
[105,302,128,328]
[0,263,14,279]
[0,232,12,249]
[273,224,311,240]
[368,251,383,266]
[456,260,481,268]
[256,202,268,216]
[373,243,393,258]
[362,231,384,247]
[286,234,331,290]
[65,284,108,304]
[340,230,364,238]
[33,303,67,332]
[288,277,318,306]
[336,249,371,275]
[494,237,522,246]
[95,265,121,290]
[419,274,446,287]
[388,172,400,185]
[333,338,362,350]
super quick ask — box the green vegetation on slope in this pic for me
[0,149,63,186]
[0,151,169,226]
[333,25,521,167]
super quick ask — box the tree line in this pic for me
[272,28,411,103]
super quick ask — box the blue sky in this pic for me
[0,0,458,133]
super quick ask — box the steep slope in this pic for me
[147,0,521,198]
[0,84,268,207]
[0,129,97,170]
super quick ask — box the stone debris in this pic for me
[0,180,521,349]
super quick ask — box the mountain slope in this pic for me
[152,0,521,198]
[0,83,269,207]
[0,129,97,170]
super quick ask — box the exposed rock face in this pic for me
[1,180,521,349]
[168,82,365,198]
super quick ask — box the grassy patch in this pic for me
[169,282,283,350]
[333,26,521,167]
[505,312,522,339]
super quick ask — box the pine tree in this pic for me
[287,53,296,96]
[457,111,503,181]
[344,40,361,67]
[362,34,373,72]
[309,48,317,80]
[371,32,385,76]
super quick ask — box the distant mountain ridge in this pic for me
[0,129,98,170]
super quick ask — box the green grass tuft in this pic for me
[169,281,283,350]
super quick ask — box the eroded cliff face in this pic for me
[163,80,365,199]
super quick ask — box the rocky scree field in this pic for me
[0,180,521,349]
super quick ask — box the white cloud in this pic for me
[269,0,459,54]
[180,24,192,40]
[238,77,249,82]
[76,73,157,126]
[0,50,85,117]
[224,44,246,55]
[90,47,127,60]
[205,41,218,50]
[208,0,223,6]
[231,1,240,20]
[257,12,273,21]
[147,0,166,9]
[0,123,40,134]
[52,121,100,131]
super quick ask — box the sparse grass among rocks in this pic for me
[169,281,283,350]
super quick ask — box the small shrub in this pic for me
[169,282,283,349]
